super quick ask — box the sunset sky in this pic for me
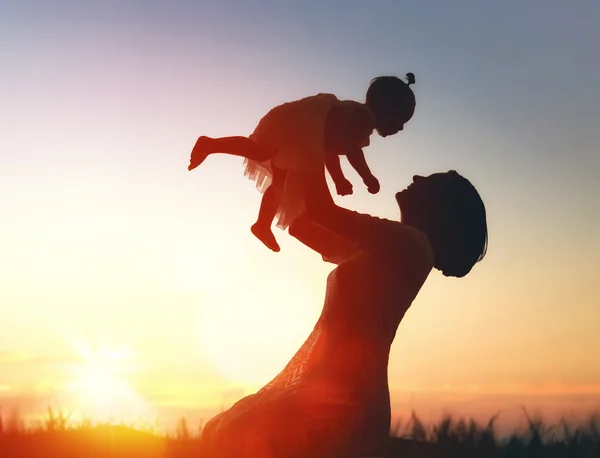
[1,1,599,434]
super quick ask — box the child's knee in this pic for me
[288,220,299,237]
[288,213,309,237]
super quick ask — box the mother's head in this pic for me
[396,171,488,278]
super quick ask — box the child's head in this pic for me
[366,73,416,137]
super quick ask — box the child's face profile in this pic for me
[373,98,415,137]
[375,112,408,137]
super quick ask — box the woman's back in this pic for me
[323,239,430,339]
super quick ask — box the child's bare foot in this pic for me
[188,136,213,171]
[251,223,281,252]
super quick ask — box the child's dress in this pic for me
[244,93,340,230]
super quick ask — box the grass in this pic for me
[0,407,598,457]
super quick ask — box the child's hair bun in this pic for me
[405,73,415,85]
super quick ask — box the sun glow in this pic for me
[66,342,153,424]
[199,273,322,388]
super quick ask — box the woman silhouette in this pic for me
[199,169,488,458]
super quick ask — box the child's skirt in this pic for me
[244,93,339,230]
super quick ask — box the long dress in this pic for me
[244,93,339,230]
[199,213,434,458]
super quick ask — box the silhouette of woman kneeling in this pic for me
[199,169,488,458]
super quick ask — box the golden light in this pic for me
[198,272,322,387]
[167,236,243,294]
[66,342,153,425]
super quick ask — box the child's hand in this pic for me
[335,178,354,196]
[364,176,380,194]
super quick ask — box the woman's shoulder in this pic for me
[371,222,434,281]
[355,214,434,269]
[402,225,435,270]
[383,218,432,254]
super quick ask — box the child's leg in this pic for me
[189,136,274,171]
[250,167,287,252]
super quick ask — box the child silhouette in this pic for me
[189,74,416,252]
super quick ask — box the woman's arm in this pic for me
[288,214,357,264]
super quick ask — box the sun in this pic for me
[198,271,323,388]
[72,347,128,403]
[66,342,152,424]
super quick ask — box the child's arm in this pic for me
[325,154,353,196]
[346,148,380,194]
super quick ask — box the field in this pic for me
[1,408,598,457]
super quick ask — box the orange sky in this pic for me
[1,1,599,435]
